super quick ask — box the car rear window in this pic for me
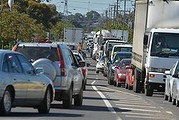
[16,47,59,62]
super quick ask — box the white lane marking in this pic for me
[118,107,161,113]
[114,101,151,106]
[121,112,155,116]
[91,81,123,120]
[116,104,156,108]
[125,115,166,119]
[166,111,173,115]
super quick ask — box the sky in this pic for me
[46,0,134,15]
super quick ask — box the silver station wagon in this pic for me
[0,50,55,115]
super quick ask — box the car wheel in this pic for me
[96,70,99,73]
[38,88,51,113]
[176,96,179,107]
[33,58,56,81]
[168,94,172,102]
[74,88,83,106]
[63,86,72,109]
[172,97,176,105]
[0,88,12,115]
[164,94,168,101]
[125,83,128,89]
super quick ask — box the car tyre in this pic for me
[172,98,176,105]
[168,94,172,102]
[145,86,153,96]
[164,94,168,101]
[125,83,128,89]
[0,88,12,115]
[74,88,83,106]
[38,88,51,114]
[63,86,72,109]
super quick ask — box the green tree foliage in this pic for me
[15,0,59,30]
[86,10,101,21]
[0,12,44,48]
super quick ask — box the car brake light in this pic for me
[82,67,86,74]
[57,45,66,76]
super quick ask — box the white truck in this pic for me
[110,29,129,42]
[64,28,84,44]
[132,0,179,96]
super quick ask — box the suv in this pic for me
[13,42,84,108]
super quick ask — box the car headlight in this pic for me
[149,67,166,73]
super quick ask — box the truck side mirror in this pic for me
[143,35,148,46]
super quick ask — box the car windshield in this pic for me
[151,32,179,58]
[16,47,59,62]
[112,53,132,64]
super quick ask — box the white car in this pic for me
[164,60,179,106]
[96,55,106,73]
[111,44,132,61]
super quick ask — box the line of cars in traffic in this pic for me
[0,42,88,115]
[94,36,179,109]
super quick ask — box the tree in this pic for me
[0,12,45,48]
[15,0,59,30]
[86,10,101,21]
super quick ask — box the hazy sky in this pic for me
[46,0,134,15]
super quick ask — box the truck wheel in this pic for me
[133,69,141,93]
[145,85,153,96]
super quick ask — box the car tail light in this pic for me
[82,67,86,75]
[57,45,66,76]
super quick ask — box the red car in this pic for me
[114,59,131,87]
[125,65,134,90]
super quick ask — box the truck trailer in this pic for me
[132,0,179,96]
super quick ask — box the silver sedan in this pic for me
[0,50,55,115]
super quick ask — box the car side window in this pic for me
[5,54,23,73]
[16,54,34,74]
[68,49,78,66]
[2,56,9,72]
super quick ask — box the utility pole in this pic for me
[122,0,127,41]
[116,0,119,18]
[63,0,68,21]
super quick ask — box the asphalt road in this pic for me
[1,56,179,120]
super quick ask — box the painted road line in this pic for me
[116,103,156,108]
[125,115,166,119]
[118,107,161,113]
[121,112,155,116]
[91,81,123,120]
[166,111,173,115]
[113,101,151,106]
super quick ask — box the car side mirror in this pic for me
[172,74,179,78]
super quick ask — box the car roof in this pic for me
[113,44,132,48]
[17,42,69,48]
[115,51,132,55]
